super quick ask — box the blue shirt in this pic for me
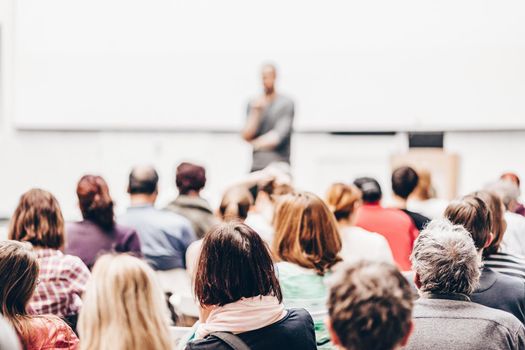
[119,204,196,270]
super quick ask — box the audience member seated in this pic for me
[273,192,342,349]
[325,183,393,263]
[445,195,525,324]
[0,314,20,350]
[501,172,525,216]
[476,190,525,280]
[487,180,525,256]
[245,176,292,244]
[9,189,90,331]
[166,162,219,239]
[183,222,316,350]
[0,240,78,349]
[353,177,418,271]
[407,169,448,219]
[326,261,413,350]
[185,185,254,277]
[118,165,196,294]
[405,219,525,350]
[78,254,172,350]
[66,175,142,269]
[391,166,430,230]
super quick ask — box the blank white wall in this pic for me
[13,0,525,131]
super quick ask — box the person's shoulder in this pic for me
[493,269,525,293]
[471,301,525,332]
[28,316,79,349]
[114,223,139,237]
[184,336,231,350]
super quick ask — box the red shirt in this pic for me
[355,202,419,271]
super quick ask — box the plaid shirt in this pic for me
[29,248,90,318]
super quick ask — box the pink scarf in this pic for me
[195,295,287,340]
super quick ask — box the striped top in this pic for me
[484,252,525,280]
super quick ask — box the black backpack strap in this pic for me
[209,331,250,350]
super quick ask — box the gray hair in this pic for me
[485,180,520,210]
[411,218,481,295]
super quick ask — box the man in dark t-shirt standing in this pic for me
[242,64,294,172]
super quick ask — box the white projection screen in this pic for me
[13,0,525,131]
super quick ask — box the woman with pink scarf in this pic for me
[183,221,316,350]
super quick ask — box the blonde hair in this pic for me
[325,183,362,221]
[273,192,342,275]
[78,254,171,350]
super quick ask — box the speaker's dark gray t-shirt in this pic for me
[248,95,294,171]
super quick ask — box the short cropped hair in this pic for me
[194,222,282,306]
[444,195,492,250]
[176,162,206,195]
[9,189,65,249]
[411,219,480,295]
[328,261,413,350]
[391,166,419,199]
[128,166,159,195]
[353,177,382,203]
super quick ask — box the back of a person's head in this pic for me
[194,222,282,306]
[412,169,434,200]
[0,241,39,348]
[327,261,413,350]
[77,175,115,230]
[444,195,492,250]
[500,172,521,188]
[485,180,520,210]
[391,166,419,200]
[176,162,206,195]
[128,165,159,195]
[273,191,342,275]
[353,177,382,203]
[218,186,254,221]
[325,183,362,221]
[411,218,480,295]
[78,254,170,350]
[8,189,65,249]
[471,190,506,256]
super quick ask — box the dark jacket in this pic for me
[166,195,219,239]
[185,308,316,350]
[471,267,525,324]
[401,209,430,231]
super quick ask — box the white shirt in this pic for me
[500,212,525,256]
[339,226,394,264]
[407,198,448,219]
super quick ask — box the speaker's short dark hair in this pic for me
[128,166,159,195]
[391,166,419,199]
[353,177,382,203]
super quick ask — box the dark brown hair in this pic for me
[9,189,65,249]
[444,195,493,250]
[218,186,254,221]
[273,192,342,275]
[77,175,115,230]
[194,222,282,306]
[325,183,362,221]
[328,261,413,350]
[176,162,206,195]
[0,240,40,348]
[473,190,507,256]
[391,166,419,199]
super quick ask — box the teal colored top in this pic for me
[276,262,334,349]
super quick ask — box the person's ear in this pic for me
[484,232,494,248]
[325,317,342,347]
[400,321,414,347]
[414,273,422,290]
